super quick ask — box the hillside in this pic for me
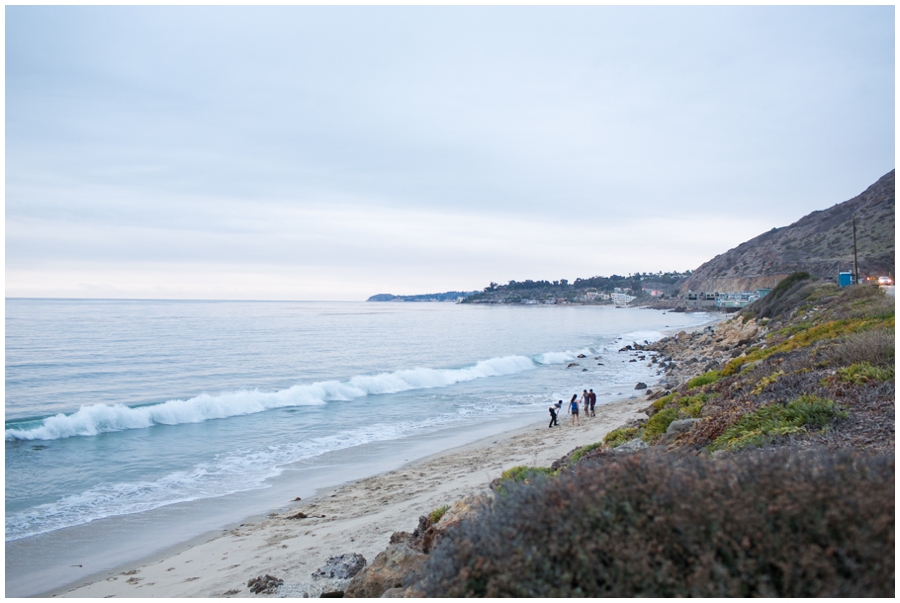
[679,170,895,295]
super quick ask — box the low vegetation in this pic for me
[744,271,813,320]
[602,426,639,448]
[420,449,894,597]
[493,465,557,493]
[566,442,604,465]
[834,362,895,385]
[428,505,450,524]
[642,406,679,441]
[709,396,845,452]
[687,370,721,389]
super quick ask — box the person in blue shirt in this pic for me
[568,394,580,426]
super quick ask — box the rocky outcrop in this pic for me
[344,543,427,598]
[645,317,766,388]
[312,553,367,580]
[613,438,649,454]
[276,553,367,597]
[343,495,487,598]
[666,418,700,435]
[247,574,283,594]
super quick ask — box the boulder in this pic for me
[613,438,648,453]
[433,495,487,532]
[666,418,701,435]
[312,553,367,580]
[344,543,427,598]
[381,585,427,597]
[634,382,647,390]
[277,578,352,598]
[247,574,283,594]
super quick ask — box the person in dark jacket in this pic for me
[549,401,560,428]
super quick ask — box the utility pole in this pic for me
[852,215,859,284]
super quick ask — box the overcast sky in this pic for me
[6,5,895,300]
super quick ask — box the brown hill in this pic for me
[679,170,895,295]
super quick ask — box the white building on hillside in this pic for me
[611,292,636,306]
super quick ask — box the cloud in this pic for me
[7,193,773,299]
[6,6,894,299]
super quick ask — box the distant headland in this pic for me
[366,291,479,302]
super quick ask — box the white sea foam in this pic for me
[4,397,523,541]
[619,329,665,344]
[533,347,594,365]
[5,355,539,441]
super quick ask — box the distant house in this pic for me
[611,292,636,306]
[715,289,772,309]
[575,289,606,302]
[642,282,676,298]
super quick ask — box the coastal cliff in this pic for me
[679,170,895,295]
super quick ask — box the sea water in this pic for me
[5,299,712,595]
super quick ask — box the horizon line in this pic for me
[5,296,373,303]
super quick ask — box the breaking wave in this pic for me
[5,352,577,441]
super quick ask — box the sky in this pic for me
[5,5,895,300]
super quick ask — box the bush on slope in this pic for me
[419,449,894,598]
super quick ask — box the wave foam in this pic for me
[5,355,538,441]
[5,395,536,541]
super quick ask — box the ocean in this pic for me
[5,298,712,595]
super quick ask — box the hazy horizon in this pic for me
[6,6,894,300]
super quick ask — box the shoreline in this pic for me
[47,394,653,598]
[37,317,723,598]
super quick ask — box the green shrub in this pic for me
[429,505,450,524]
[494,465,558,494]
[420,449,895,597]
[603,426,640,448]
[650,392,675,411]
[836,362,895,384]
[745,272,814,319]
[687,371,721,389]
[500,465,556,483]
[710,396,845,452]
[643,407,679,442]
[677,392,710,418]
[569,442,604,465]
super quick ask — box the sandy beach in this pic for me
[48,394,650,598]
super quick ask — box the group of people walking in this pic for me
[548,389,596,428]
